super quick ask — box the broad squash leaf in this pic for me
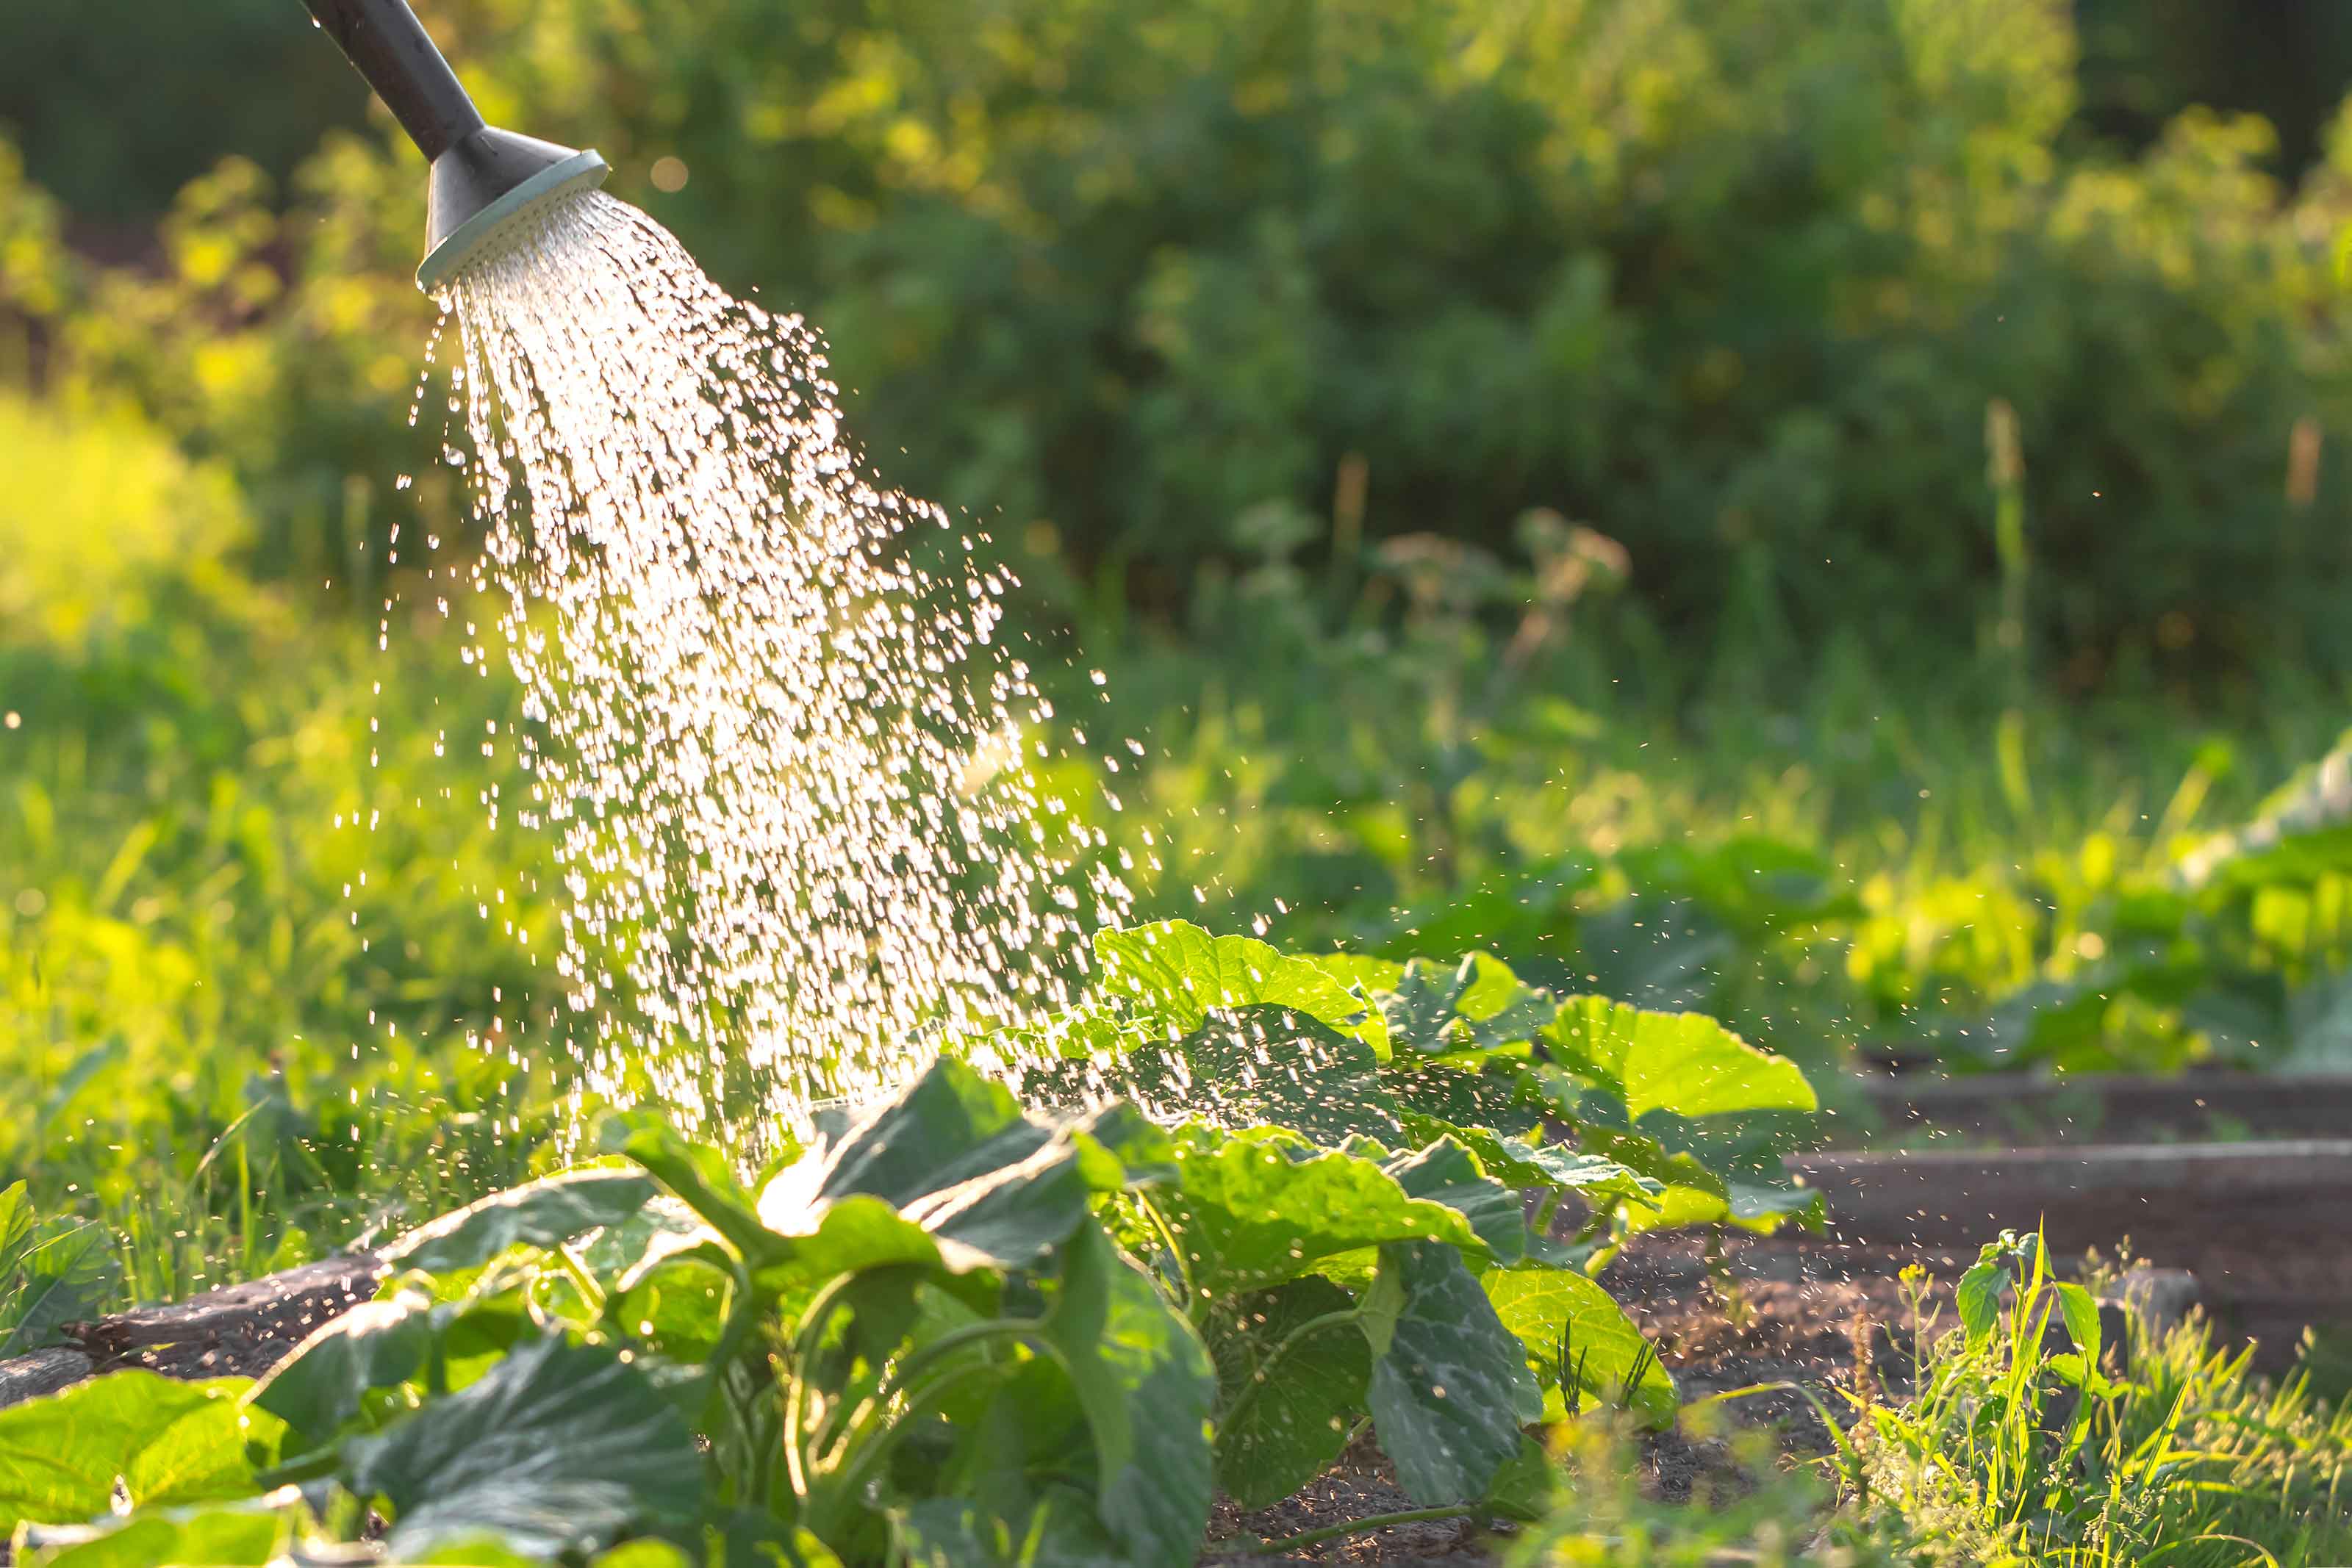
[1374,1138,1524,1265]
[12,1497,292,1566]
[1206,1277,1369,1509]
[1363,1244,1538,1505]
[598,1110,772,1265]
[248,1285,437,1451]
[1480,1265,1676,1426]
[1542,998,1815,1120]
[1033,1223,1215,1568]
[1032,1006,1399,1145]
[343,1335,701,1561]
[1097,921,1385,1056]
[1155,1127,1488,1299]
[1377,956,1555,1059]
[0,1373,282,1532]
[379,1169,659,1275]
[756,1060,1114,1279]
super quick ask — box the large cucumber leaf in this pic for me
[1206,1277,1370,1510]
[1033,1223,1215,1568]
[10,1497,294,1567]
[1097,921,1386,1056]
[378,1169,659,1275]
[248,1286,438,1452]
[1541,996,1816,1119]
[0,1373,282,1533]
[756,1060,1125,1279]
[1154,1127,1489,1300]
[1480,1265,1675,1426]
[1372,1137,1526,1265]
[1376,955,1557,1060]
[342,1335,701,1562]
[1029,1005,1399,1145]
[1362,1244,1538,1506]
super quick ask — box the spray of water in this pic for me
[436,190,1130,1130]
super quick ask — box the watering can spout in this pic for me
[299,0,607,292]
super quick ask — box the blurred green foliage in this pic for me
[7,0,2352,1314]
[7,0,2352,685]
[0,388,569,1301]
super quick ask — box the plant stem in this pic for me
[553,1242,604,1315]
[1230,1504,1478,1555]
[784,1272,862,1500]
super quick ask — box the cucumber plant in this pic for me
[0,921,1820,1567]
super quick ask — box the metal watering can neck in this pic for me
[301,0,485,162]
[299,0,609,292]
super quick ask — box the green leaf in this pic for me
[2053,1281,2103,1375]
[1377,1138,1525,1265]
[1542,997,1817,1119]
[1957,1262,2005,1349]
[1364,1244,1538,1505]
[1480,1434,1560,1524]
[1097,921,1385,1055]
[0,1218,119,1359]
[1034,1223,1215,1568]
[1038,1006,1399,1146]
[1305,952,1405,999]
[0,1373,282,1532]
[598,1110,773,1265]
[1156,1126,1488,1300]
[1480,1266,1676,1427]
[343,1335,703,1561]
[1207,1278,1369,1510]
[1379,956,1555,1059]
[756,1060,1113,1279]
[1404,1118,1663,1215]
[379,1169,659,1275]
[247,1285,437,1452]
[14,1497,292,1567]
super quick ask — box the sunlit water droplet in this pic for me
[440,190,1131,1134]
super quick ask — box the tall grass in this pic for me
[1849,1236,2352,1566]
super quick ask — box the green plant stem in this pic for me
[828,1323,1065,1508]
[553,1243,603,1315]
[816,1317,1041,1483]
[1230,1504,1477,1555]
[784,1272,863,1500]
[1133,1193,1196,1315]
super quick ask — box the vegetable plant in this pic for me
[0,920,1824,1567]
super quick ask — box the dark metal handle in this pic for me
[300,0,486,161]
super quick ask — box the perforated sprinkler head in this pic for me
[300,0,608,292]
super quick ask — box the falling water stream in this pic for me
[433,190,1132,1129]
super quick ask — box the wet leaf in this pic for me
[1364,1244,1537,1505]
[1542,996,1817,1119]
[0,1373,282,1532]
[343,1335,700,1561]
[1035,1223,1215,1567]
[1480,1265,1676,1426]
[379,1168,659,1275]
[1207,1278,1369,1510]
[1155,1126,1488,1299]
[1097,921,1385,1055]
